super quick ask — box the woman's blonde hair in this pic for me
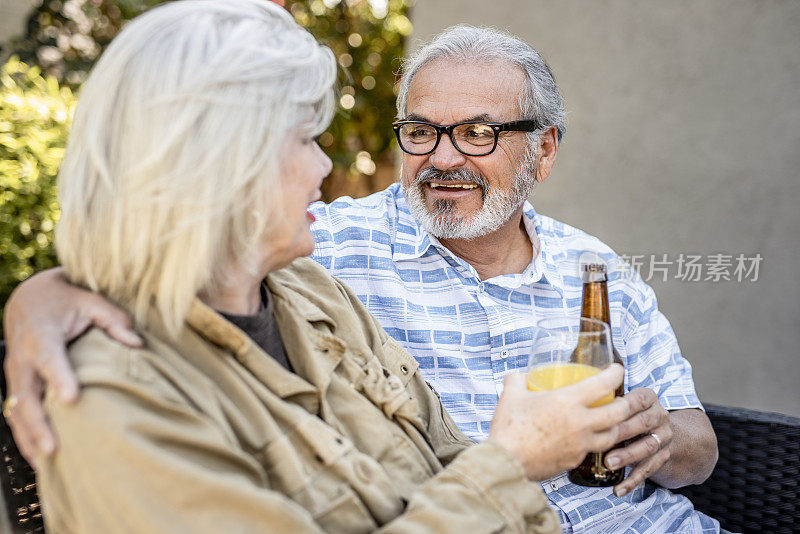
[55,0,336,336]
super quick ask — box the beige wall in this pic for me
[0,0,33,45]
[409,0,800,416]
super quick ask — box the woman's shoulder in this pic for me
[64,327,217,415]
[67,327,137,380]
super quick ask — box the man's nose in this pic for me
[429,133,468,170]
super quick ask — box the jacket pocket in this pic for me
[426,381,466,444]
[304,485,377,534]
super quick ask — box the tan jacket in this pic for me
[39,258,559,533]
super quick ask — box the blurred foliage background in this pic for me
[0,0,412,334]
[0,57,74,331]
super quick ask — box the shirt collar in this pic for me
[523,202,565,295]
[389,184,437,261]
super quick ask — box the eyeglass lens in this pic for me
[397,122,496,155]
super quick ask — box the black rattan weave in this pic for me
[1,342,45,533]
[675,404,800,533]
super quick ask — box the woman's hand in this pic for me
[489,364,637,481]
[3,267,142,467]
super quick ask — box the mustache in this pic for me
[414,167,489,190]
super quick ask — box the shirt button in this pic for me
[354,460,372,483]
[478,283,485,293]
[501,350,509,358]
[550,481,559,491]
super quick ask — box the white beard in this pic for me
[401,145,538,240]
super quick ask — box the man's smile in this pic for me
[424,181,483,202]
[428,182,479,190]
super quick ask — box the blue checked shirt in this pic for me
[309,183,720,533]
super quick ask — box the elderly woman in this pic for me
[27,1,631,532]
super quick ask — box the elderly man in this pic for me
[4,25,719,532]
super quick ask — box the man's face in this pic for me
[400,58,537,240]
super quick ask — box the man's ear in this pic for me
[535,127,559,183]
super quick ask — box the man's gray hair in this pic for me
[396,25,566,142]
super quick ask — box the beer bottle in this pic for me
[568,262,626,487]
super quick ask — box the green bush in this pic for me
[0,57,75,331]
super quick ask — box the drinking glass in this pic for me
[529,316,624,486]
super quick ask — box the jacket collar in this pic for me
[267,273,345,398]
[181,276,344,412]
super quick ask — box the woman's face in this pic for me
[262,132,332,270]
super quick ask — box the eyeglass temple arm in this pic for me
[498,119,541,132]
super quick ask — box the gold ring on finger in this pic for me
[2,395,19,418]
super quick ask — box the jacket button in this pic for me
[354,460,372,483]
[388,375,403,390]
[400,364,409,374]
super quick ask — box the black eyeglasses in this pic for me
[392,119,541,156]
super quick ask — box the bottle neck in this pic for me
[580,280,612,325]
[577,274,624,396]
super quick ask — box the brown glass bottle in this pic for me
[568,263,626,487]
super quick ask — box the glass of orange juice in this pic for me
[527,317,615,407]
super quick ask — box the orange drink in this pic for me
[526,363,614,407]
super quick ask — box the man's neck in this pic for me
[438,208,536,281]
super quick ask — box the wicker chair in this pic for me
[1,339,798,533]
[1,342,45,533]
[674,403,800,533]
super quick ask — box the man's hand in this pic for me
[599,388,671,496]
[604,390,717,497]
[3,267,142,468]
[489,364,640,481]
